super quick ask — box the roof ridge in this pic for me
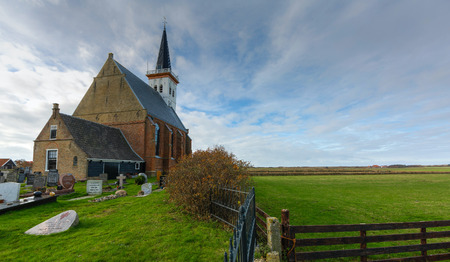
[61,113,120,131]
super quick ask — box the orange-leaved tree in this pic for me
[167,146,251,218]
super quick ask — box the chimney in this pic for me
[52,103,60,119]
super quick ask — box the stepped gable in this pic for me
[113,60,187,132]
[60,114,143,161]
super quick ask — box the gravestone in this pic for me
[86,180,102,195]
[59,173,76,190]
[25,210,79,235]
[0,176,5,183]
[27,173,35,186]
[138,173,148,183]
[18,172,26,183]
[0,182,21,203]
[99,173,108,183]
[116,174,126,189]
[47,169,59,187]
[141,183,152,195]
[6,172,17,182]
[33,176,47,190]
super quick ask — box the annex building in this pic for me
[33,27,191,180]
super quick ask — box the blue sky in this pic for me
[1,0,450,166]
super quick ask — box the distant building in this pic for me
[0,158,16,169]
[33,26,191,180]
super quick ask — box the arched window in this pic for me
[170,132,174,157]
[155,123,160,156]
[159,85,163,93]
[154,85,157,91]
[73,156,78,166]
[172,90,175,97]
[169,87,172,95]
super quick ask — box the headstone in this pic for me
[27,173,35,186]
[99,173,108,183]
[25,210,79,235]
[141,183,152,195]
[59,173,76,190]
[33,176,47,190]
[6,172,17,182]
[0,182,21,203]
[47,169,59,187]
[18,172,26,183]
[116,174,126,189]
[86,180,102,195]
[25,166,31,174]
[0,176,5,183]
[138,173,148,183]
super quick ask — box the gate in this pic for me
[223,187,256,262]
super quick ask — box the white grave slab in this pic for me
[86,180,102,195]
[141,183,152,195]
[25,210,79,235]
[0,182,20,203]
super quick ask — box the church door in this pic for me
[104,162,119,180]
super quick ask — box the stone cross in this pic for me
[116,174,126,189]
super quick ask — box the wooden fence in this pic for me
[281,209,450,261]
[255,206,270,239]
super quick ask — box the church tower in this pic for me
[146,25,179,111]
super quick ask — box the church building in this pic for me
[33,27,191,180]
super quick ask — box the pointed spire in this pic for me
[156,23,171,70]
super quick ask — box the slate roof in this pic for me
[60,114,143,162]
[114,61,187,132]
[156,27,171,70]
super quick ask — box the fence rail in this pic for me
[210,186,249,228]
[256,206,270,239]
[281,209,450,261]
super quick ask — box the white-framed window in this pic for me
[135,163,140,170]
[50,125,57,139]
[46,149,58,171]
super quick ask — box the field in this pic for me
[252,171,450,260]
[0,178,230,262]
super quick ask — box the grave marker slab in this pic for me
[33,176,47,190]
[59,173,76,189]
[141,183,152,195]
[138,173,148,183]
[27,173,35,186]
[99,173,108,183]
[6,172,17,182]
[25,210,79,235]
[47,170,59,187]
[86,180,102,195]
[0,182,20,202]
[0,176,5,183]
[18,172,26,183]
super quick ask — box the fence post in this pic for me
[267,217,281,261]
[421,227,427,258]
[360,227,367,262]
[281,209,294,261]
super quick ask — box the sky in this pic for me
[1,0,450,167]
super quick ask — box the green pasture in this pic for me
[253,174,450,260]
[0,178,230,261]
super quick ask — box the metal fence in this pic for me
[223,187,256,262]
[210,186,249,228]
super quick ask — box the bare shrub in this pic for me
[167,146,251,218]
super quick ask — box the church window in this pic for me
[169,87,172,95]
[50,125,57,139]
[172,90,175,97]
[73,156,78,166]
[154,85,157,91]
[46,149,58,170]
[155,124,160,156]
[170,132,174,157]
[159,85,163,93]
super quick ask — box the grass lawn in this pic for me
[0,178,230,261]
[253,174,450,260]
